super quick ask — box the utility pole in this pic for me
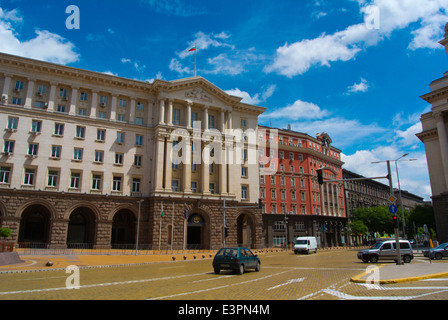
[387,160,402,265]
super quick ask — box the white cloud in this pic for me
[225,85,277,105]
[265,0,448,77]
[0,8,79,65]
[178,31,234,59]
[169,58,192,75]
[342,147,431,200]
[261,99,329,120]
[346,78,370,94]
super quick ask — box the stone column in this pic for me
[129,98,136,123]
[435,112,448,190]
[154,135,165,192]
[110,94,118,121]
[186,101,192,129]
[47,83,57,112]
[227,111,233,130]
[25,78,35,108]
[164,137,173,192]
[167,99,173,126]
[201,142,210,194]
[89,90,98,118]
[183,141,192,194]
[1,75,11,102]
[159,99,165,124]
[69,87,78,115]
[203,106,209,130]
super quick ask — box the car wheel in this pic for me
[255,262,260,272]
[403,255,411,263]
[214,268,220,274]
[362,257,370,263]
[237,264,245,275]
[435,253,443,260]
[370,255,378,263]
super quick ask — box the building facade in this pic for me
[417,23,448,243]
[259,126,347,248]
[0,52,265,250]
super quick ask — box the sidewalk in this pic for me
[351,260,448,284]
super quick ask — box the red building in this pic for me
[259,126,347,248]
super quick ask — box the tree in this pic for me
[408,204,436,238]
[0,228,11,239]
[348,220,368,236]
[350,206,395,237]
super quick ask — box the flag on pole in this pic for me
[161,202,164,218]
[188,46,197,52]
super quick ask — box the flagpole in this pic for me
[194,43,197,77]
[183,203,187,251]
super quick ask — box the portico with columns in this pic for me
[417,22,448,243]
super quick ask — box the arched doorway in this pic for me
[19,204,51,246]
[187,213,208,249]
[67,207,96,248]
[237,214,255,248]
[111,209,136,248]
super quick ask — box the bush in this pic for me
[0,228,12,238]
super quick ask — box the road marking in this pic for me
[148,270,291,300]
[322,288,448,300]
[266,278,305,291]
[0,273,205,295]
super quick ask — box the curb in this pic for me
[350,265,448,284]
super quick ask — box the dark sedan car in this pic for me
[212,247,260,275]
[423,242,448,260]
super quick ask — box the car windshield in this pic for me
[216,248,238,257]
[435,242,448,249]
[295,240,307,245]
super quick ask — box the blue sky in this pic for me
[1,0,447,201]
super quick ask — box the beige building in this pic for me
[417,23,448,243]
[0,52,265,250]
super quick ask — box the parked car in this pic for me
[294,236,317,254]
[357,239,414,263]
[212,247,260,275]
[423,242,448,260]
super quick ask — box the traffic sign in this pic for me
[388,195,397,203]
[389,204,398,214]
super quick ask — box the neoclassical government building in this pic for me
[0,52,265,250]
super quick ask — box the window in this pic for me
[134,155,142,167]
[137,102,144,110]
[3,140,15,153]
[173,109,180,125]
[7,117,18,130]
[241,118,247,128]
[98,111,107,119]
[47,170,59,187]
[59,88,67,98]
[119,99,127,108]
[208,115,215,129]
[14,80,24,91]
[94,150,104,163]
[135,134,143,146]
[171,180,179,192]
[117,114,125,122]
[191,112,198,127]
[281,189,286,200]
[70,172,81,189]
[209,183,215,194]
[31,120,42,133]
[291,177,295,187]
[51,145,61,158]
[241,185,248,199]
[56,105,66,113]
[241,167,248,177]
[291,191,296,201]
[191,181,198,193]
[76,126,86,139]
[99,95,108,105]
[114,153,123,165]
[37,84,47,95]
[78,108,87,116]
[80,92,88,101]
[28,143,39,156]
[11,98,22,105]
[24,168,35,185]
[289,152,294,160]
[96,129,106,142]
[116,132,125,144]
[271,189,276,199]
[73,148,83,161]
[112,176,122,191]
[54,123,64,136]
[135,117,143,125]
[132,178,141,193]
[0,167,11,184]
[92,174,102,190]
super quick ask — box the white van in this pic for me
[294,236,317,254]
